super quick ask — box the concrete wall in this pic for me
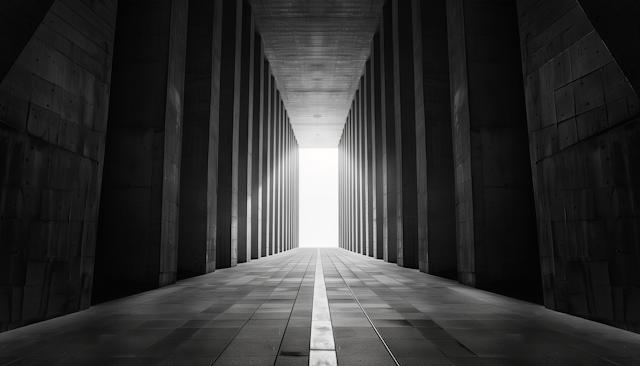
[518,0,640,331]
[178,0,222,276]
[447,0,540,292]
[0,0,117,330]
[412,0,457,278]
[98,0,187,288]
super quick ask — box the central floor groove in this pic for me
[309,249,337,366]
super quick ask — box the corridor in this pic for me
[1,248,639,366]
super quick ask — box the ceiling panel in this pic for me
[249,0,385,147]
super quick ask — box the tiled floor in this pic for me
[1,248,639,366]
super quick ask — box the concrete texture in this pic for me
[1,0,638,339]
[249,1,386,147]
[3,248,640,366]
[215,0,242,269]
[0,0,117,331]
[380,3,398,263]
[98,0,187,288]
[371,34,385,260]
[237,4,255,265]
[518,0,640,332]
[0,0,55,83]
[446,0,540,293]
[577,0,639,94]
[412,0,457,277]
[178,0,223,276]
[251,36,264,260]
[392,0,420,270]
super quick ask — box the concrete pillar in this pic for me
[237,4,254,264]
[339,136,344,249]
[359,78,368,256]
[371,34,385,260]
[215,0,242,269]
[446,0,538,288]
[518,0,640,328]
[251,36,265,260]
[267,77,276,256]
[178,0,222,275]
[0,0,115,328]
[260,61,271,257]
[268,87,278,255]
[391,0,420,269]
[365,61,375,257]
[273,92,280,254]
[380,3,398,263]
[99,0,188,286]
[350,109,356,252]
[355,88,361,254]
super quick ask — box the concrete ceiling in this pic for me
[249,0,385,148]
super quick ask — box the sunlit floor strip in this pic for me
[309,249,338,366]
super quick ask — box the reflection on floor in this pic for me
[1,248,639,366]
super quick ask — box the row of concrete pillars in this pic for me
[338,0,640,333]
[94,0,299,296]
[340,0,540,292]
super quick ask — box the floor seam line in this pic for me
[327,249,401,366]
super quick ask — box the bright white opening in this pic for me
[299,148,338,247]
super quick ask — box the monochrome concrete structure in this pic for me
[1,0,639,364]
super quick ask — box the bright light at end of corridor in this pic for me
[300,148,338,247]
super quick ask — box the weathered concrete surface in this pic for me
[98,0,187,287]
[412,0,457,277]
[365,60,375,257]
[216,0,242,269]
[237,4,254,264]
[380,3,398,263]
[260,65,271,257]
[371,34,385,259]
[251,37,265,260]
[0,0,117,331]
[392,0,420,269]
[447,0,540,291]
[518,0,640,331]
[577,0,639,94]
[178,0,222,276]
[0,0,55,83]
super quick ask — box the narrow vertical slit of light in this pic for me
[309,249,337,365]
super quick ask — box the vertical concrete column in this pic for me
[361,75,370,257]
[215,0,242,269]
[179,0,222,275]
[288,123,292,251]
[371,34,385,259]
[100,0,188,286]
[353,94,360,253]
[380,3,398,263]
[411,0,456,276]
[446,0,538,288]
[251,35,264,259]
[347,111,353,252]
[283,117,289,251]
[276,102,283,253]
[350,109,357,253]
[391,0,420,269]
[270,89,277,254]
[260,61,271,257]
[267,77,276,256]
[365,62,375,257]
[339,137,343,249]
[237,4,254,264]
